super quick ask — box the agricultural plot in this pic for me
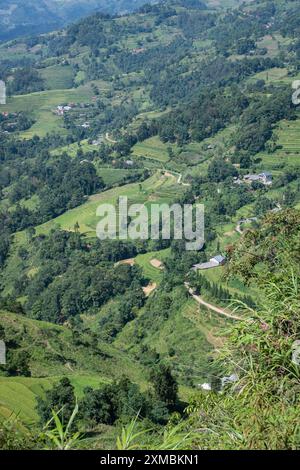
[132,136,175,163]
[135,248,170,284]
[256,113,300,171]
[249,67,300,86]
[256,35,279,57]
[96,167,142,186]
[51,140,97,158]
[30,172,185,237]
[39,64,74,90]
[0,375,109,425]
[1,85,93,138]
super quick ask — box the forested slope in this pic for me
[1,0,300,449]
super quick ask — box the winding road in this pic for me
[105,132,117,144]
[184,282,243,321]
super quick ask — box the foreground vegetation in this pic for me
[1,0,300,450]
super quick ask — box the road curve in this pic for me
[184,282,243,321]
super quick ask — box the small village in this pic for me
[234,171,273,186]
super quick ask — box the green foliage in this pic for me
[234,87,296,155]
[7,67,45,95]
[5,229,145,323]
[4,350,31,377]
[116,414,195,450]
[79,376,169,427]
[36,378,76,426]
[181,209,300,449]
[0,414,34,450]
[227,209,300,283]
[207,158,238,183]
[187,270,300,449]
[116,414,151,450]
[40,402,83,450]
[150,364,178,408]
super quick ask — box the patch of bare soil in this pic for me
[150,258,164,269]
[142,282,157,297]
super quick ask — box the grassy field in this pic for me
[2,85,93,138]
[96,167,144,186]
[256,35,279,58]
[198,264,259,299]
[135,248,170,284]
[39,64,74,90]
[132,136,176,163]
[256,112,300,171]
[51,140,97,157]
[25,172,185,237]
[0,375,108,425]
[249,67,300,85]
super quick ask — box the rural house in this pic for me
[243,172,273,185]
[192,255,226,271]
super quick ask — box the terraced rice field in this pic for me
[39,64,74,90]
[0,375,109,425]
[2,85,93,138]
[132,136,176,162]
[257,113,300,171]
[28,172,184,237]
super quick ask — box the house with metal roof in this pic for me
[192,254,226,271]
[243,172,272,185]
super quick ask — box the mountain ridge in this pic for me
[0,0,160,41]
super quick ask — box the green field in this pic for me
[2,85,93,138]
[135,248,170,284]
[249,67,300,85]
[97,167,141,186]
[51,139,97,157]
[0,375,108,425]
[39,64,74,90]
[132,136,176,162]
[256,113,300,171]
[25,172,185,237]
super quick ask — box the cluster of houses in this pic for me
[192,254,226,272]
[234,171,273,186]
[131,47,145,54]
[54,103,76,116]
[55,102,94,116]
[0,111,20,134]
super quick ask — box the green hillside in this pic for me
[0,308,150,425]
[1,0,300,450]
